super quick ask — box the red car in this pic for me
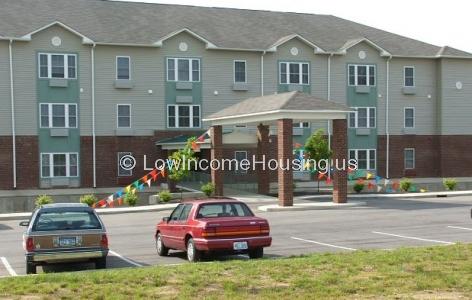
[155,199,272,262]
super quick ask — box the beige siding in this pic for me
[0,41,11,135]
[9,25,91,136]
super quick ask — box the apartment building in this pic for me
[0,0,471,190]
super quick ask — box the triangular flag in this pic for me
[133,181,140,188]
[375,176,381,184]
[131,188,136,194]
[160,169,166,177]
[117,198,123,206]
[108,201,114,208]
[367,182,375,190]
[146,178,152,187]
[377,185,382,192]
[366,172,374,180]
[106,194,114,204]
[117,190,123,198]
[125,185,131,193]
[420,188,427,193]
[150,169,157,178]
[318,172,326,180]
[384,179,390,187]
[392,181,400,191]
[191,141,199,151]
[141,175,148,182]
[97,199,107,207]
[410,185,417,192]
[326,177,332,185]
[139,183,145,191]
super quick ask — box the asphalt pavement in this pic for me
[1,195,472,277]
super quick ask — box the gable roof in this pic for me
[0,0,470,58]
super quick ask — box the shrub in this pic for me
[35,195,53,208]
[158,190,172,203]
[201,182,215,198]
[80,194,97,207]
[124,193,139,207]
[443,178,458,191]
[400,178,413,192]
[353,182,364,193]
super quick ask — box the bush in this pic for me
[353,182,364,193]
[443,178,458,191]
[80,194,97,207]
[201,182,215,198]
[400,178,413,192]
[158,190,172,203]
[124,193,139,207]
[35,195,53,208]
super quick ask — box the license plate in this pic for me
[59,237,77,247]
[233,241,248,250]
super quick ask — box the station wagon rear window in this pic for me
[196,203,254,218]
[32,211,102,231]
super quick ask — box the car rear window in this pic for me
[32,211,102,231]
[196,203,254,218]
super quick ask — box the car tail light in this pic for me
[25,237,34,252]
[100,234,108,248]
[260,223,270,234]
[202,227,216,237]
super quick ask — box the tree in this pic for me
[304,129,332,192]
[167,137,198,192]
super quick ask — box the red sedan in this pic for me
[155,199,272,262]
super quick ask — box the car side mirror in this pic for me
[162,217,169,223]
[19,221,29,227]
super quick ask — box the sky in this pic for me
[115,0,472,53]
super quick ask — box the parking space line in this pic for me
[290,237,357,251]
[108,250,143,267]
[0,257,18,277]
[447,226,472,231]
[371,231,454,245]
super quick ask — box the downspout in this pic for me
[385,56,392,179]
[8,39,16,188]
[91,43,97,188]
[327,54,333,150]
[260,51,266,96]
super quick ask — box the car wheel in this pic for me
[248,247,264,259]
[26,262,36,274]
[156,233,169,256]
[186,238,201,262]
[95,257,107,269]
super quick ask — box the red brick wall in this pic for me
[439,135,472,177]
[0,136,13,189]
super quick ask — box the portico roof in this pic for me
[203,91,353,126]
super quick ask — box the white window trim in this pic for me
[403,66,415,87]
[116,56,131,80]
[349,149,376,170]
[234,151,248,174]
[404,107,415,129]
[348,64,376,86]
[166,57,201,82]
[404,148,415,170]
[40,152,79,178]
[233,60,247,84]
[348,107,376,129]
[167,104,201,128]
[38,53,77,79]
[294,122,310,128]
[118,152,133,177]
[117,104,132,129]
[279,62,310,85]
[39,103,78,129]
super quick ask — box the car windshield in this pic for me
[196,203,254,218]
[32,211,102,231]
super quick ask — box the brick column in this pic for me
[257,123,270,195]
[211,125,224,197]
[332,119,348,203]
[277,119,293,206]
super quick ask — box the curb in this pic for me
[0,204,178,221]
[295,190,472,201]
[258,201,366,212]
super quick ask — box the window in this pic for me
[234,60,246,83]
[117,104,131,128]
[167,105,200,128]
[33,211,101,232]
[40,103,77,128]
[348,107,376,128]
[116,56,130,80]
[404,148,415,169]
[294,122,310,128]
[41,153,78,178]
[348,64,375,86]
[279,62,309,85]
[349,149,376,170]
[404,107,415,128]
[196,203,254,218]
[178,204,193,221]
[117,152,132,177]
[404,66,415,87]
[167,58,200,82]
[38,53,77,79]
[169,204,185,221]
[234,151,248,174]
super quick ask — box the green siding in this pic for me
[165,81,203,105]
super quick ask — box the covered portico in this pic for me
[203,91,353,206]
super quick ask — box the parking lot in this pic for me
[1,195,471,277]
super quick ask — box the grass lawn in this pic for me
[2,244,472,299]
